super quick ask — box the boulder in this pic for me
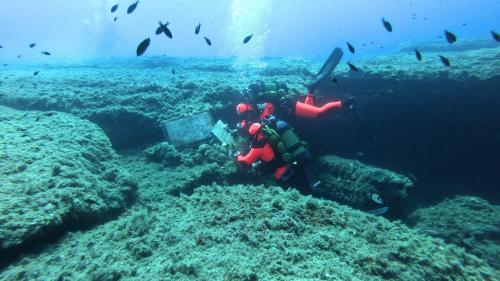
[0,106,136,253]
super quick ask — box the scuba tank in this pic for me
[261,119,311,165]
[248,81,289,102]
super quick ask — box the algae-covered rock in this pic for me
[0,106,137,252]
[408,196,500,269]
[143,141,182,166]
[309,155,413,213]
[138,142,237,197]
[0,184,496,281]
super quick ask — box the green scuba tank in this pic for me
[262,123,310,165]
[248,81,288,102]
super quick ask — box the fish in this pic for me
[36,117,40,122]
[415,49,422,61]
[444,30,457,44]
[127,1,138,14]
[347,62,358,72]
[0,45,3,48]
[17,55,22,59]
[204,36,212,46]
[172,68,175,74]
[346,42,355,54]
[33,71,39,76]
[114,17,118,22]
[157,21,172,39]
[423,17,428,21]
[195,23,201,35]
[29,43,36,48]
[491,30,500,42]
[331,77,338,84]
[41,51,51,56]
[439,55,450,67]
[381,17,392,32]
[2,64,7,66]
[461,23,467,26]
[136,38,150,56]
[111,4,118,13]
[243,34,253,44]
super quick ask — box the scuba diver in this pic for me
[235,47,350,193]
[236,47,345,128]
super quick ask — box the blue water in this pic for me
[0,0,498,60]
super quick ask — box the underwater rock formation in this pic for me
[0,106,137,254]
[407,196,500,269]
[138,142,238,197]
[308,155,413,214]
[0,184,496,280]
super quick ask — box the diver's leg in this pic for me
[295,100,342,118]
[304,92,315,105]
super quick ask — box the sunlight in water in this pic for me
[223,0,274,58]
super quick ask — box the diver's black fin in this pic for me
[305,47,344,92]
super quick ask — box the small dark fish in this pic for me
[243,34,253,44]
[2,64,7,66]
[331,77,338,84]
[33,71,39,76]
[347,62,358,72]
[444,30,457,44]
[439,55,450,67]
[381,17,392,32]
[172,68,175,74]
[157,21,172,39]
[204,36,212,46]
[361,43,367,46]
[461,23,467,26]
[370,41,374,45]
[195,23,201,35]
[17,55,22,59]
[111,4,118,13]
[41,51,51,56]
[127,1,138,14]
[36,117,40,122]
[412,13,416,16]
[491,30,500,42]
[29,43,36,48]
[136,38,150,56]
[437,35,443,39]
[114,17,118,22]
[423,17,428,21]
[346,42,355,54]
[0,45,3,48]
[415,49,422,61]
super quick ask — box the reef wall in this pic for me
[0,41,498,200]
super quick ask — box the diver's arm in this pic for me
[236,147,264,165]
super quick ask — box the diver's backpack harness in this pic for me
[261,119,310,165]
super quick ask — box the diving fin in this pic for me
[305,47,344,92]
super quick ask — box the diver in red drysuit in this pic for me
[236,122,294,181]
